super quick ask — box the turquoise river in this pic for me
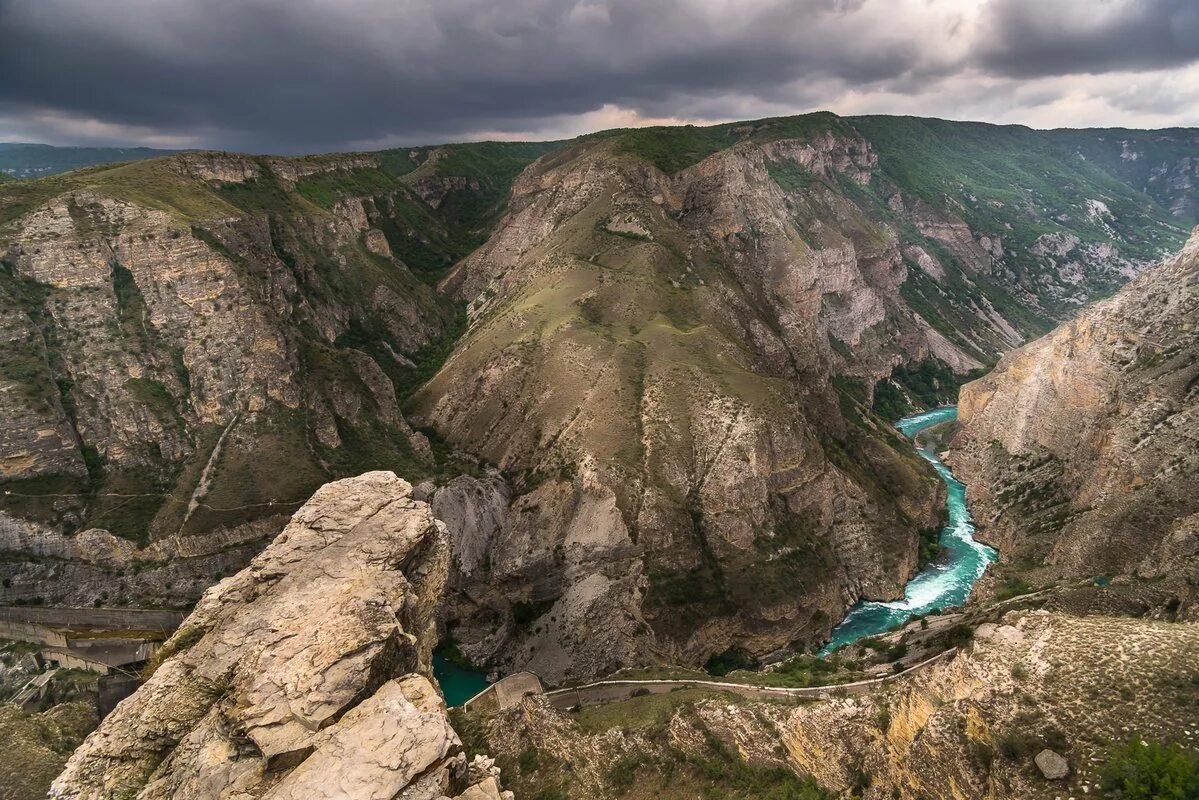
[819,405,997,654]
[434,404,997,702]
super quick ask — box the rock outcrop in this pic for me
[951,229,1199,615]
[51,472,508,800]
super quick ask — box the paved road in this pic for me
[537,647,958,711]
[0,606,185,632]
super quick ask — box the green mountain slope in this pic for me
[413,113,1197,677]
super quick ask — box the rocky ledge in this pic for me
[51,471,510,800]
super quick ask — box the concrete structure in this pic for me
[40,640,160,674]
[462,672,545,712]
[98,674,143,719]
[0,605,180,677]
[10,668,58,711]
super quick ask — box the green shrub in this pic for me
[997,729,1041,760]
[705,647,755,676]
[1099,738,1199,800]
[517,747,539,774]
[607,753,648,793]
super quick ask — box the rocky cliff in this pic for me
[0,113,1194,651]
[463,610,1199,800]
[51,471,512,800]
[951,228,1199,616]
[0,143,551,606]
[418,125,950,682]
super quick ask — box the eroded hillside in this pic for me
[951,228,1199,617]
[457,610,1199,800]
[0,142,553,605]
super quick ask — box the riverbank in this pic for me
[436,406,996,702]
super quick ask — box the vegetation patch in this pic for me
[1099,737,1199,799]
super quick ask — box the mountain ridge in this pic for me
[0,111,1195,673]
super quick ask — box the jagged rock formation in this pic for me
[51,471,510,800]
[952,229,1199,616]
[465,611,1199,800]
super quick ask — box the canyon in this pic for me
[0,114,1196,798]
[4,114,1194,677]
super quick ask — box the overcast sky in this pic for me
[2,0,1198,153]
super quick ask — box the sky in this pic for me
[1,0,1198,154]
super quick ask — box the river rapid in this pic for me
[820,405,997,654]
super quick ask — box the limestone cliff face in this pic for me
[951,229,1199,614]
[51,472,509,800]
[0,152,464,605]
[417,134,952,681]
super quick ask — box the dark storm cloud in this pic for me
[0,0,934,151]
[979,0,1199,78]
[1,0,1198,151]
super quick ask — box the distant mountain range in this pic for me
[0,142,178,178]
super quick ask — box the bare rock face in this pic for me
[952,229,1199,615]
[431,474,511,582]
[51,472,503,800]
[416,133,950,681]
[0,152,454,607]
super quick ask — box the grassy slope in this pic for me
[852,116,1185,250]
[0,143,178,179]
[453,694,830,800]
[1049,126,1199,219]
[0,701,96,800]
[413,139,942,654]
[596,116,1191,410]
[602,112,852,174]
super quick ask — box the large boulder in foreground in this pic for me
[51,471,506,800]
